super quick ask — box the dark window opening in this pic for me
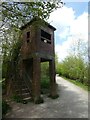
[41,29,51,44]
[41,30,51,40]
[47,41,51,44]
[27,39,29,43]
[26,31,30,43]
[27,31,30,38]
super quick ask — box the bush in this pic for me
[12,94,23,103]
[56,55,88,86]
[41,75,50,89]
[41,75,50,94]
[41,62,50,94]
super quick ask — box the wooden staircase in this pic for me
[14,71,32,102]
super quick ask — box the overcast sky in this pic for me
[48,2,88,62]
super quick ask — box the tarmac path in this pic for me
[5,76,88,118]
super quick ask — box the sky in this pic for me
[48,2,88,62]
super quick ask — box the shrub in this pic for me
[12,94,23,103]
[41,75,50,89]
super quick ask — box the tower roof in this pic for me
[20,17,56,31]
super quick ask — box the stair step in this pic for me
[23,95,31,99]
[15,88,27,92]
[18,92,30,96]
[22,92,30,95]
[15,87,31,93]
[23,96,31,101]
[13,78,31,100]
[23,86,30,87]
[21,88,29,91]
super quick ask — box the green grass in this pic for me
[61,76,88,91]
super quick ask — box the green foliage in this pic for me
[2,28,21,79]
[41,62,50,94]
[2,100,11,115]
[41,62,49,76]
[12,94,23,103]
[56,55,88,86]
[41,75,50,89]
[1,1,64,28]
[55,54,60,74]
[56,63,63,75]
[41,78,50,94]
[41,62,50,88]
[12,94,32,104]
[11,39,21,61]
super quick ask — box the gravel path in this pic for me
[5,76,88,118]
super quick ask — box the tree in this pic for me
[1,1,64,29]
[68,36,88,62]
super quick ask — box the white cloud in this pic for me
[48,6,88,61]
[49,6,75,27]
[70,12,88,42]
[55,37,72,61]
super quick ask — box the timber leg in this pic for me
[32,57,43,104]
[49,59,59,99]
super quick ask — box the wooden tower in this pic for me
[19,17,58,103]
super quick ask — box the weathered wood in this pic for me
[49,59,57,97]
[8,18,58,103]
[32,57,41,103]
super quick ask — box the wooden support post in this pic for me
[32,57,43,103]
[49,59,58,98]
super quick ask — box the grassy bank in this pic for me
[61,76,88,91]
